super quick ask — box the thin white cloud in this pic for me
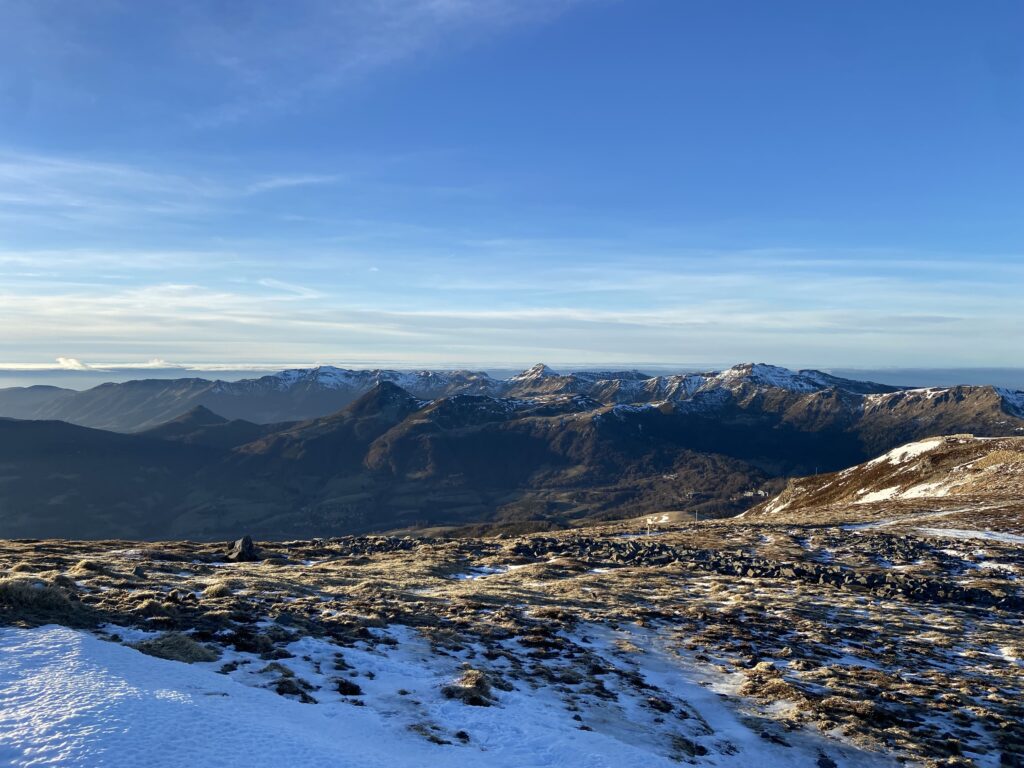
[244,175,342,194]
[0,150,353,229]
[256,277,324,299]
[1,270,1020,369]
[174,0,590,126]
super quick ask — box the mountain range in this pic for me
[0,362,1022,540]
[0,362,908,433]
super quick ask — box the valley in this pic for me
[0,364,1022,540]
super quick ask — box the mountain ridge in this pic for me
[0,365,1022,540]
[0,361,937,433]
[742,433,1024,537]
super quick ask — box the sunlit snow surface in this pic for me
[0,624,899,768]
[865,437,945,467]
[916,528,1024,544]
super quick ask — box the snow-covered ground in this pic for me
[0,624,666,768]
[916,528,1024,544]
[865,437,945,467]
[0,624,899,768]
[854,486,899,504]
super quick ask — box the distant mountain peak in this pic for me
[342,380,422,417]
[168,405,229,426]
[713,362,819,392]
[511,363,558,381]
[371,379,415,395]
[269,365,356,387]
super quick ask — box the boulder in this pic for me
[226,535,260,562]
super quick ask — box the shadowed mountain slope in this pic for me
[0,367,1021,540]
[0,418,222,539]
[139,406,284,450]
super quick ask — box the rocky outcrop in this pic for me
[226,536,260,563]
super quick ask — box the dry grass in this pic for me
[974,450,1024,469]
[132,632,221,663]
[441,668,496,706]
[67,559,108,577]
[0,577,89,627]
[0,578,71,610]
[201,582,233,598]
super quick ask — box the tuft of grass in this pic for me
[0,577,89,627]
[0,578,71,610]
[132,632,221,663]
[67,559,107,577]
[201,582,233,599]
[134,598,176,617]
[441,668,495,706]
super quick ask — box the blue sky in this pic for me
[0,0,1022,372]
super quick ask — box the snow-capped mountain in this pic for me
[2,359,1023,540]
[1,362,1023,434]
[220,366,500,398]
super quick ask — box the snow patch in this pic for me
[450,566,509,580]
[866,437,944,467]
[899,481,953,499]
[855,486,900,504]
[712,363,821,393]
[916,528,1024,544]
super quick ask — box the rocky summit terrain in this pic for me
[2,504,1022,766]
[1,365,1023,541]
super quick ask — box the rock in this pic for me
[647,696,674,713]
[672,735,708,757]
[226,535,260,562]
[336,677,363,696]
[274,676,317,704]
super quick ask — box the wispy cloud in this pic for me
[0,150,353,237]
[256,277,324,299]
[0,1,586,130]
[172,0,590,126]
[1,262,1020,369]
[244,175,342,194]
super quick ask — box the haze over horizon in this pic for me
[2,0,1022,369]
